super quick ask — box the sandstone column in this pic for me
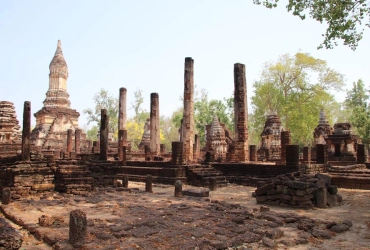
[22,101,31,161]
[118,87,127,130]
[118,129,127,160]
[193,134,200,161]
[118,88,127,160]
[150,93,160,154]
[100,109,109,161]
[75,129,81,154]
[233,63,249,162]
[182,57,195,162]
[69,209,87,247]
[174,180,182,197]
[67,129,73,156]
[249,145,257,161]
[281,131,291,164]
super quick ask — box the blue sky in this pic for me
[1,1,369,128]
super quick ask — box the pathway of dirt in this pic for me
[1,183,370,249]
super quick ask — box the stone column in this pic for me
[100,109,109,161]
[118,129,127,160]
[67,129,73,156]
[316,144,327,164]
[122,146,127,164]
[150,93,160,154]
[118,87,127,130]
[75,129,81,154]
[209,177,217,191]
[280,131,291,164]
[303,146,311,163]
[249,145,257,161]
[193,134,200,161]
[69,209,87,247]
[286,145,300,166]
[357,144,367,163]
[1,187,11,205]
[21,101,31,161]
[174,180,182,197]
[182,57,195,162]
[145,174,153,193]
[234,63,249,162]
[172,141,184,165]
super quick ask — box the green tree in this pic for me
[194,89,234,146]
[127,89,149,149]
[83,88,119,140]
[344,79,370,144]
[254,0,370,50]
[251,52,343,145]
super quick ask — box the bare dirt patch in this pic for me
[1,183,370,249]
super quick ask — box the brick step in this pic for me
[118,175,187,185]
[57,165,89,171]
[56,184,91,193]
[56,177,94,182]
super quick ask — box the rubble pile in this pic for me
[253,172,341,209]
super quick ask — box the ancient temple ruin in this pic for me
[31,40,82,148]
[313,109,333,145]
[205,115,233,161]
[257,113,284,162]
[0,101,21,143]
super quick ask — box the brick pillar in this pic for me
[118,87,127,130]
[150,93,160,154]
[75,129,81,154]
[21,101,31,161]
[118,129,127,160]
[249,145,257,161]
[233,63,249,162]
[316,144,327,164]
[182,57,195,163]
[172,141,184,165]
[193,134,200,161]
[280,131,291,164]
[67,129,73,156]
[303,146,311,163]
[100,109,109,161]
[357,144,367,163]
[144,145,150,161]
[122,146,127,164]
[92,141,100,153]
[286,145,300,166]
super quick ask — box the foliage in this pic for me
[194,89,234,146]
[251,52,343,145]
[344,79,370,144]
[254,0,370,50]
[86,125,99,141]
[83,88,119,140]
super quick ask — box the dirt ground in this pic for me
[1,183,370,249]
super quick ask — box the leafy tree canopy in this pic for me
[83,88,119,139]
[254,0,370,50]
[344,79,370,144]
[251,52,343,145]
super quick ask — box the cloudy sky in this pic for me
[1,1,369,128]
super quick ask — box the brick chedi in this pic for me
[0,101,21,142]
[258,113,284,161]
[205,116,232,161]
[313,109,333,145]
[31,40,81,148]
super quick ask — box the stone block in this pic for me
[182,189,209,197]
[32,183,55,191]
